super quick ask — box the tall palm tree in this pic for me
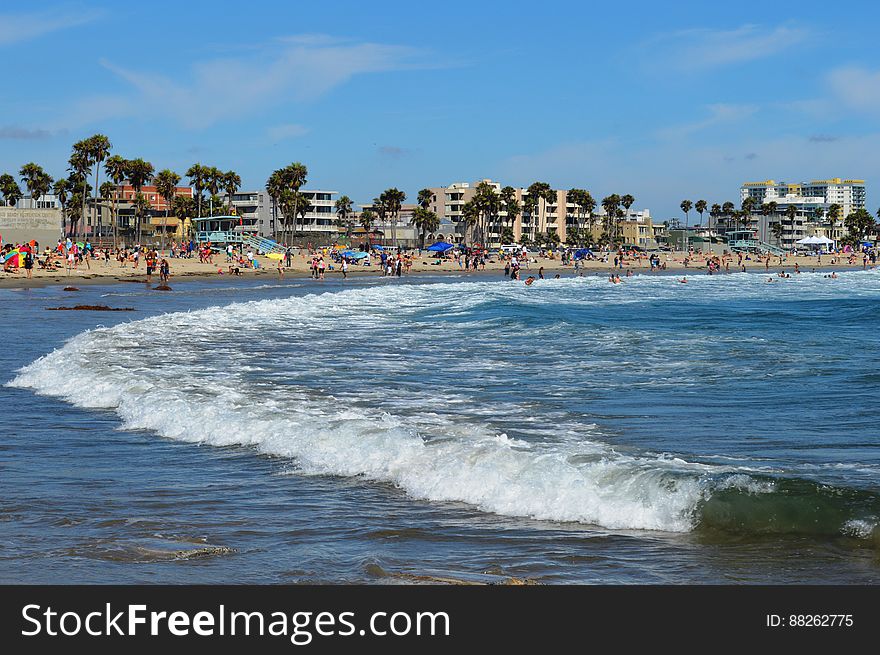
[171,195,195,240]
[334,195,354,243]
[104,155,128,247]
[785,203,798,246]
[695,199,707,228]
[223,170,241,212]
[460,198,479,246]
[53,177,71,236]
[680,199,692,251]
[87,134,111,239]
[620,194,635,243]
[499,186,519,238]
[601,194,621,246]
[154,169,181,253]
[359,208,376,249]
[265,169,286,243]
[186,163,207,220]
[283,163,308,244]
[126,158,155,244]
[0,173,22,207]
[473,181,499,247]
[99,180,115,239]
[380,187,406,249]
[205,166,222,216]
[526,182,553,244]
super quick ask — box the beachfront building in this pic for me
[721,178,868,249]
[426,179,655,248]
[219,189,338,243]
[111,184,192,240]
[740,178,865,218]
[14,194,61,210]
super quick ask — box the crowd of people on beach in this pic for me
[2,231,878,288]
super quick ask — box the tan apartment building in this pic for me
[426,180,655,248]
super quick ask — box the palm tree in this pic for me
[473,181,500,247]
[695,199,707,228]
[359,208,376,249]
[601,194,621,246]
[20,163,53,211]
[280,163,308,244]
[223,170,241,211]
[205,167,222,216]
[721,201,735,218]
[526,182,553,244]
[154,169,181,253]
[417,188,433,210]
[126,158,155,244]
[460,198,479,246]
[86,134,111,239]
[785,204,798,246]
[0,173,22,207]
[186,163,207,219]
[53,177,71,236]
[99,181,115,239]
[411,206,439,248]
[680,199,692,251]
[171,195,195,240]
[334,195,354,243]
[379,187,406,249]
[104,155,128,247]
[619,194,635,243]
[770,221,784,247]
[265,169,286,243]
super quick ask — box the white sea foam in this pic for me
[11,273,878,532]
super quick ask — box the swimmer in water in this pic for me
[525,276,536,286]
[679,277,687,283]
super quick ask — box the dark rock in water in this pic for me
[154,285,172,291]
[62,286,79,291]
[47,305,136,311]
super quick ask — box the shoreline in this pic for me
[1,252,872,290]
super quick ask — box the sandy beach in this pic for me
[1,250,869,289]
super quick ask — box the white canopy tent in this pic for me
[796,235,835,250]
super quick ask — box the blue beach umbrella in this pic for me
[426,242,454,252]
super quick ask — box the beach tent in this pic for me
[573,248,594,259]
[371,244,384,251]
[427,241,454,252]
[341,250,368,260]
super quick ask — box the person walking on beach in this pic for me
[318,257,325,280]
[277,257,284,279]
[285,247,292,268]
[341,258,348,279]
[538,266,544,279]
[159,258,170,284]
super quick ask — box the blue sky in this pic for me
[2,0,880,219]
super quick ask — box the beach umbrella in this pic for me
[426,241,454,252]
[3,249,22,267]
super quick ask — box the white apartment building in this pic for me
[221,189,338,240]
[741,178,866,218]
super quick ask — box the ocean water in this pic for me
[2,269,879,583]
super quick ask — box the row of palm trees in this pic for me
[676,196,879,248]
[1,133,242,247]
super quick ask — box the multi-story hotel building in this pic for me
[425,180,655,248]
[220,189,338,239]
[727,177,868,249]
[740,178,866,218]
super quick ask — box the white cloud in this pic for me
[643,24,809,72]
[73,35,433,129]
[0,5,102,46]
[267,123,309,140]
[826,66,880,114]
[657,103,758,139]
